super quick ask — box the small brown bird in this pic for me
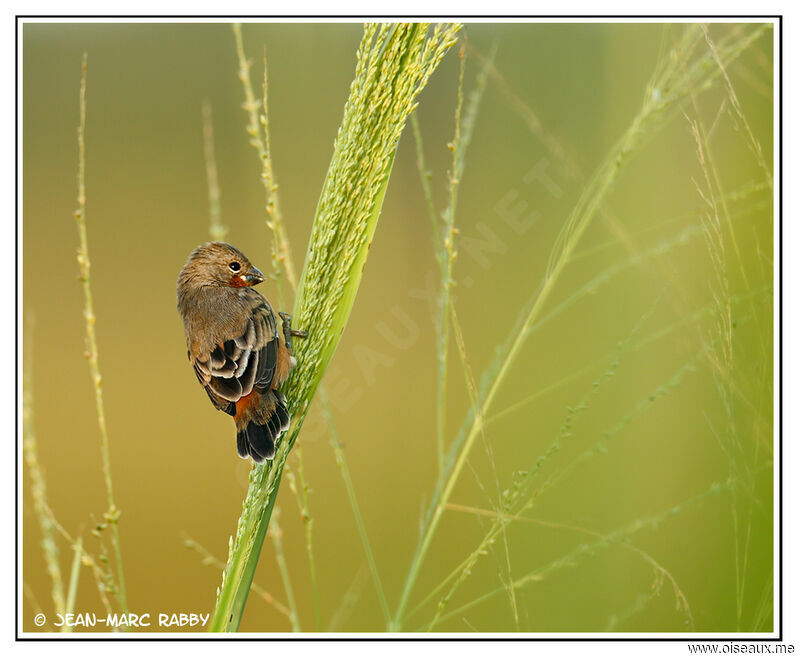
[177,242,306,462]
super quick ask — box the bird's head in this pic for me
[177,242,265,291]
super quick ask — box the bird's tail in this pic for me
[235,391,290,462]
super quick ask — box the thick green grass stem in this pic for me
[208,23,460,632]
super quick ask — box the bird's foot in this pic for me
[279,311,308,354]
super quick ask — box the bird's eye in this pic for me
[228,261,241,272]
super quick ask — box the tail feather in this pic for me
[236,431,249,459]
[242,422,275,461]
[235,392,290,463]
[273,393,290,427]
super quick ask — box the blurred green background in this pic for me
[21,21,774,633]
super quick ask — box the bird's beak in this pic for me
[242,267,264,286]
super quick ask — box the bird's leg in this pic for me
[279,311,308,355]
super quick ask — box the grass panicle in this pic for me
[37,499,118,625]
[447,502,694,632]
[405,45,498,630]
[416,316,638,628]
[73,53,128,619]
[432,478,737,628]
[201,101,227,242]
[433,39,467,482]
[230,24,321,627]
[232,24,296,306]
[393,23,770,629]
[701,25,772,190]
[208,23,460,632]
[684,26,773,627]
[688,105,755,632]
[22,316,66,627]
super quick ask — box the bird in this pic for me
[176,242,306,462]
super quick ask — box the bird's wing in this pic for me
[191,295,279,416]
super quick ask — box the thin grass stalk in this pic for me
[202,85,320,629]
[393,23,766,626]
[231,24,427,630]
[701,24,772,189]
[472,36,691,337]
[232,25,321,619]
[267,509,301,632]
[401,48,497,629]
[283,457,321,630]
[73,54,128,618]
[234,24,394,629]
[258,47,292,298]
[466,274,768,486]
[208,23,460,632]
[686,95,764,630]
[447,502,694,631]
[454,456,768,630]
[183,534,292,620]
[201,61,321,627]
[420,318,636,629]
[410,114,441,261]
[328,564,369,632]
[678,28,765,372]
[448,302,518,628]
[63,537,83,633]
[476,30,768,312]
[41,505,116,622]
[540,349,718,511]
[490,239,770,427]
[22,315,66,625]
[23,584,53,632]
[396,37,667,627]
[688,113,745,626]
[201,101,227,242]
[469,43,582,182]
[442,50,514,624]
[430,480,735,629]
[751,580,773,632]
[430,41,492,486]
[232,23,296,307]
[320,388,391,624]
[434,41,467,482]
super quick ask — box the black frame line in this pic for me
[15,13,783,642]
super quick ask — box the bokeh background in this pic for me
[21,21,774,633]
